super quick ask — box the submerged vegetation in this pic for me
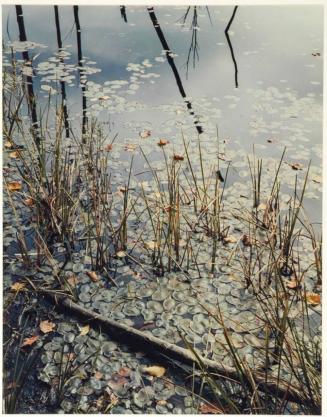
[2,4,322,415]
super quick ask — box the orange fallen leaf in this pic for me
[86,271,99,282]
[118,366,131,377]
[104,144,113,152]
[21,335,39,347]
[11,282,26,292]
[286,279,300,289]
[40,320,56,334]
[9,151,21,159]
[223,235,238,244]
[143,365,166,378]
[157,139,169,147]
[94,371,104,379]
[139,130,151,139]
[305,293,321,306]
[173,154,184,161]
[7,181,22,192]
[24,197,35,207]
[199,402,223,414]
[80,325,90,336]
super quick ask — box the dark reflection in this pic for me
[54,6,70,138]
[147,6,203,135]
[73,5,88,139]
[120,6,128,23]
[225,6,239,88]
[15,5,40,147]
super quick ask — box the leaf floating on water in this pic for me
[86,270,99,282]
[144,240,159,250]
[312,52,321,57]
[124,143,137,152]
[139,130,151,139]
[104,144,113,152]
[11,282,26,292]
[157,139,169,147]
[173,154,184,161]
[199,402,223,414]
[312,175,322,184]
[118,366,131,377]
[99,95,110,101]
[7,181,22,192]
[80,325,90,336]
[286,279,300,289]
[9,151,21,159]
[305,293,321,306]
[223,235,238,244]
[40,320,56,334]
[290,162,303,171]
[143,365,166,377]
[21,335,39,347]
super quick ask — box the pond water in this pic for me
[2,5,323,222]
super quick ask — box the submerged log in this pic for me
[45,292,317,408]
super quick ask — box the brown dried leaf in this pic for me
[108,374,128,391]
[116,251,127,258]
[7,181,22,192]
[21,335,39,347]
[4,141,13,148]
[286,279,300,290]
[40,320,56,334]
[23,197,35,207]
[143,365,166,378]
[118,366,131,377]
[124,143,137,152]
[290,162,303,171]
[9,151,21,159]
[305,293,321,306]
[157,139,169,147]
[94,371,103,380]
[139,130,151,138]
[173,154,184,161]
[104,143,113,152]
[86,271,99,282]
[241,234,252,247]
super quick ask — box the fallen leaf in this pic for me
[139,130,151,138]
[7,181,22,192]
[144,240,159,250]
[199,402,223,414]
[104,144,113,152]
[21,335,39,347]
[86,271,99,282]
[23,197,35,207]
[241,234,252,247]
[80,325,90,336]
[257,203,267,210]
[173,154,184,161]
[286,279,300,289]
[94,371,103,379]
[290,163,303,171]
[40,320,56,334]
[157,139,169,147]
[143,365,166,378]
[116,251,126,258]
[124,143,137,152]
[118,367,131,377]
[223,235,238,244]
[108,374,128,391]
[11,282,26,292]
[312,175,322,184]
[9,151,21,159]
[157,400,167,406]
[4,141,13,148]
[305,293,321,306]
[99,95,110,101]
[67,274,79,287]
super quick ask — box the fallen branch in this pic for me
[45,292,316,407]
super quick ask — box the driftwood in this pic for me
[46,292,314,407]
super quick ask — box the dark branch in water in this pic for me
[15,5,40,148]
[147,6,203,135]
[73,6,88,139]
[225,6,239,88]
[54,6,70,138]
[120,6,128,23]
